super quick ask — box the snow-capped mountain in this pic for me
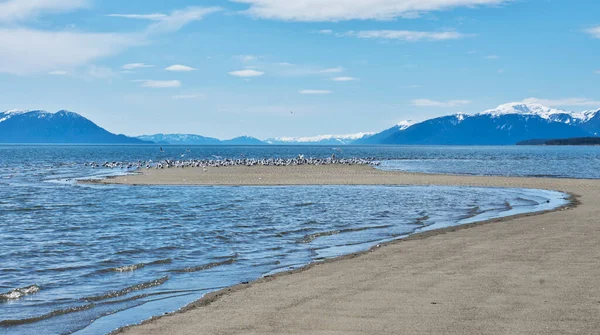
[0,110,148,144]
[265,132,373,145]
[137,134,221,145]
[355,102,600,145]
[136,134,265,145]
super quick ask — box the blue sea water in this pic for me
[0,145,589,334]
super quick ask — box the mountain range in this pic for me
[2,103,599,145]
[0,110,147,144]
[356,103,600,145]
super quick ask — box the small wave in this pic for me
[170,258,235,273]
[99,259,172,273]
[414,214,430,225]
[83,276,169,302]
[462,206,482,220]
[116,248,145,255]
[294,202,315,207]
[515,197,540,206]
[374,210,393,218]
[302,220,319,225]
[0,303,95,326]
[298,225,392,244]
[0,285,40,302]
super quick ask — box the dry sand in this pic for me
[103,166,600,334]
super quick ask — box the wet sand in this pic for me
[105,166,600,334]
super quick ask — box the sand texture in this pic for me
[105,166,600,334]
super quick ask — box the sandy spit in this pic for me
[102,166,600,334]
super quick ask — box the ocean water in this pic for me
[0,145,582,334]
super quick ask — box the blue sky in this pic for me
[0,0,599,139]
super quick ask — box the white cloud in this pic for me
[1,6,218,75]
[345,30,468,41]
[235,55,258,62]
[107,13,167,20]
[411,99,471,107]
[134,80,182,88]
[299,90,332,95]
[229,69,265,77]
[332,76,357,81]
[0,0,88,23]
[108,6,221,33]
[584,26,600,39]
[485,55,500,60]
[0,28,138,75]
[173,94,204,100]
[521,97,600,107]
[48,70,68,75]
[165,64,196,71]
[146,7,222,34]
[317,29,333,34]
[320,67,344,73]
[232,0,510,21]
[122,63,154,70]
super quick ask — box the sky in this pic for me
[0,0,599,139]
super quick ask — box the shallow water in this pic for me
[0,145,576,334]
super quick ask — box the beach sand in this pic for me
[104,166,600,334]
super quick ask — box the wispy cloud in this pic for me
[521,97,600,107]
[584,26,600,39]
[229,69,265,77]
[0,0,88,23]
[48,70,68,75]
[317,29,333,34]
[332,76,357,81]
[146,7,222,34]
[232,0,510,21]
[411,99,471,107]
[107,13,167,20]
[235,55,258,62]
[2,6,219,76]
[299,90,332,95]
[108,6,221,33]
[485,55,500,60]
[134,80,182,88]
[165,64,196,72]
[344,30,469,41]
[320,67,344,73]
[0,29,137,75]
[122,63,154,70]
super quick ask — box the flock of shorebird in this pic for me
[84,155,381,170]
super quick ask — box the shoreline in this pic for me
[111,193,578,335]
[97,166,600,334]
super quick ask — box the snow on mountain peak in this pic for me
[266,132,375,144]
[396,120,415,130]
[479,102,566,119]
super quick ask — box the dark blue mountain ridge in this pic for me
[0,109,149,144]
[355,103,600,145]
[136,133,221,145]
[137,134,265,145]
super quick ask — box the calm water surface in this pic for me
[0,145,584,334]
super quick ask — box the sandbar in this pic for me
[102,166,600,334]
